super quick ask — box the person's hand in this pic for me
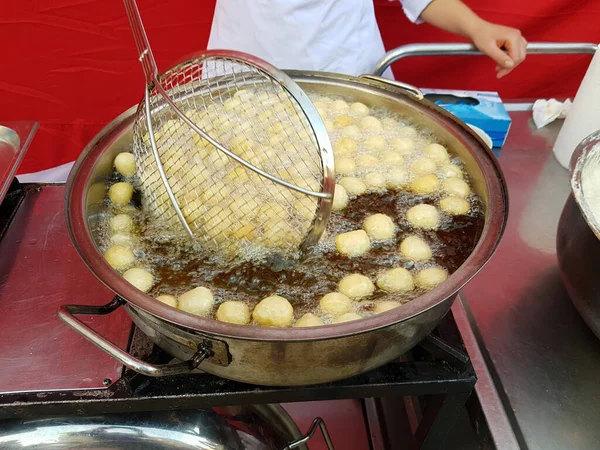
[468,21,527,78]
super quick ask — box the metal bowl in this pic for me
[59,71,508,385]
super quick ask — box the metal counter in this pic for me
[459,108,600,450]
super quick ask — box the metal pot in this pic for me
[58,71,508,386]
[557,130,600,339]
[0,404,321,449]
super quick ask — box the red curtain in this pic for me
[1,0,598,174]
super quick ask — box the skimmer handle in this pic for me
[122,0,159,83]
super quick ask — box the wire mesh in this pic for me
[132,56,326,262]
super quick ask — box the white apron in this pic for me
[208,0,430,77]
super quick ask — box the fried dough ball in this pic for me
[410,157,437,176]
[356,154,379,168]
[336,157,356,175]
[332,184,350,211]
[216,301,251,325]
[104,245,135,271]
[381,152,404,165]
[392,137,416,155]
[294,313,324,327]
[440,196,470,215]
[363,213,395,240]
[122,267,154,293]
[440,163,464,179]
[335,230,371,257]
[406,204,440,230]
[334,137,358,156]
[110,233,137,249]
[442,178,471,198]
[415,267,448,289]
[398,126,419,139]
[359,116,383,132]
[423,143,450,163]
[108,182,134,205]
[375,300,402,313]
[350,102,370,116]
[114,152,136,177]
[333,312,362,323]
[411,174,440,195]
[110,214,134,233]
[331,99,350,113]
[400,236,432,261]
[253,295,294,327]
[178,287,215,317]
[156,295,177,308]
[386,169,409,190]
[320,292,352,317]
[342,125,360,138]
[334,115,356,127]
[363,135,386,152]
[338,274,375,299]
[376,268,415,293]
[364,172,387,192]
[339,177,367,196]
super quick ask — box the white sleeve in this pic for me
[398,0,434,24]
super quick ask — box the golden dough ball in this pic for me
[334,115,356,127]
[182,199,206,229]
[110,232,137,249]
[364,172,387,192]
[363,213,395,240]
[114,152,136,177]
[295,197,317,220]
[440,164,464,179]
[156,294,177,308]
[410,174,441,195]
[315,105,329,120]
[253,295,294,327]
[108,182,134,205]
[410,157,437,176]
[325,120,335,133]
[350,102,370,116]
[440,196,470,215]
[342,125,361,138]
[110,214,134,233]
[216,301,251,325]
[227,220,258,242]
[381,152,404,165]
[233,89,255,101]
[376,268,414,293]
[415,267,448,289]
[313,101,327,110]
[381,117,399,131]
[400,236,432,261]
[336,229,371,257]
[122,267,154,293]
[294,313,324,327]
[338,274,375,299]
[104,245,135,271]
[375,300,402,313]
[359,116,383,132]
[320,292,352,317]
[363,135,386,152]
[386,169,409,190]
[178,287,215,317]
[333,312,362,323]
[262,221,300,250]
[424,143,450,163]
[336,157,356,176]
[334,137,358,156]
[339,177,367,196]
[223,97,242,112]
[356,154,379,168]
[392,137,416,155]
[406,204,440,230]
[332,184,350,211]
[230,135,257,159]
[331,99,350,113]
[398,126,419,139]
[442,178,471,198]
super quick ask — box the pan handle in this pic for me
[57,297,209,377]
[283,417,334,450]
[373,42,599,76]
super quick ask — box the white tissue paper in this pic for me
[532,99,572,129]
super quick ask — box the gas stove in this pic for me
[0,178,491,449]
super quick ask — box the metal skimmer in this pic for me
[123,0,334,262]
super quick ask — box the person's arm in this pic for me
[418,0,527,78]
